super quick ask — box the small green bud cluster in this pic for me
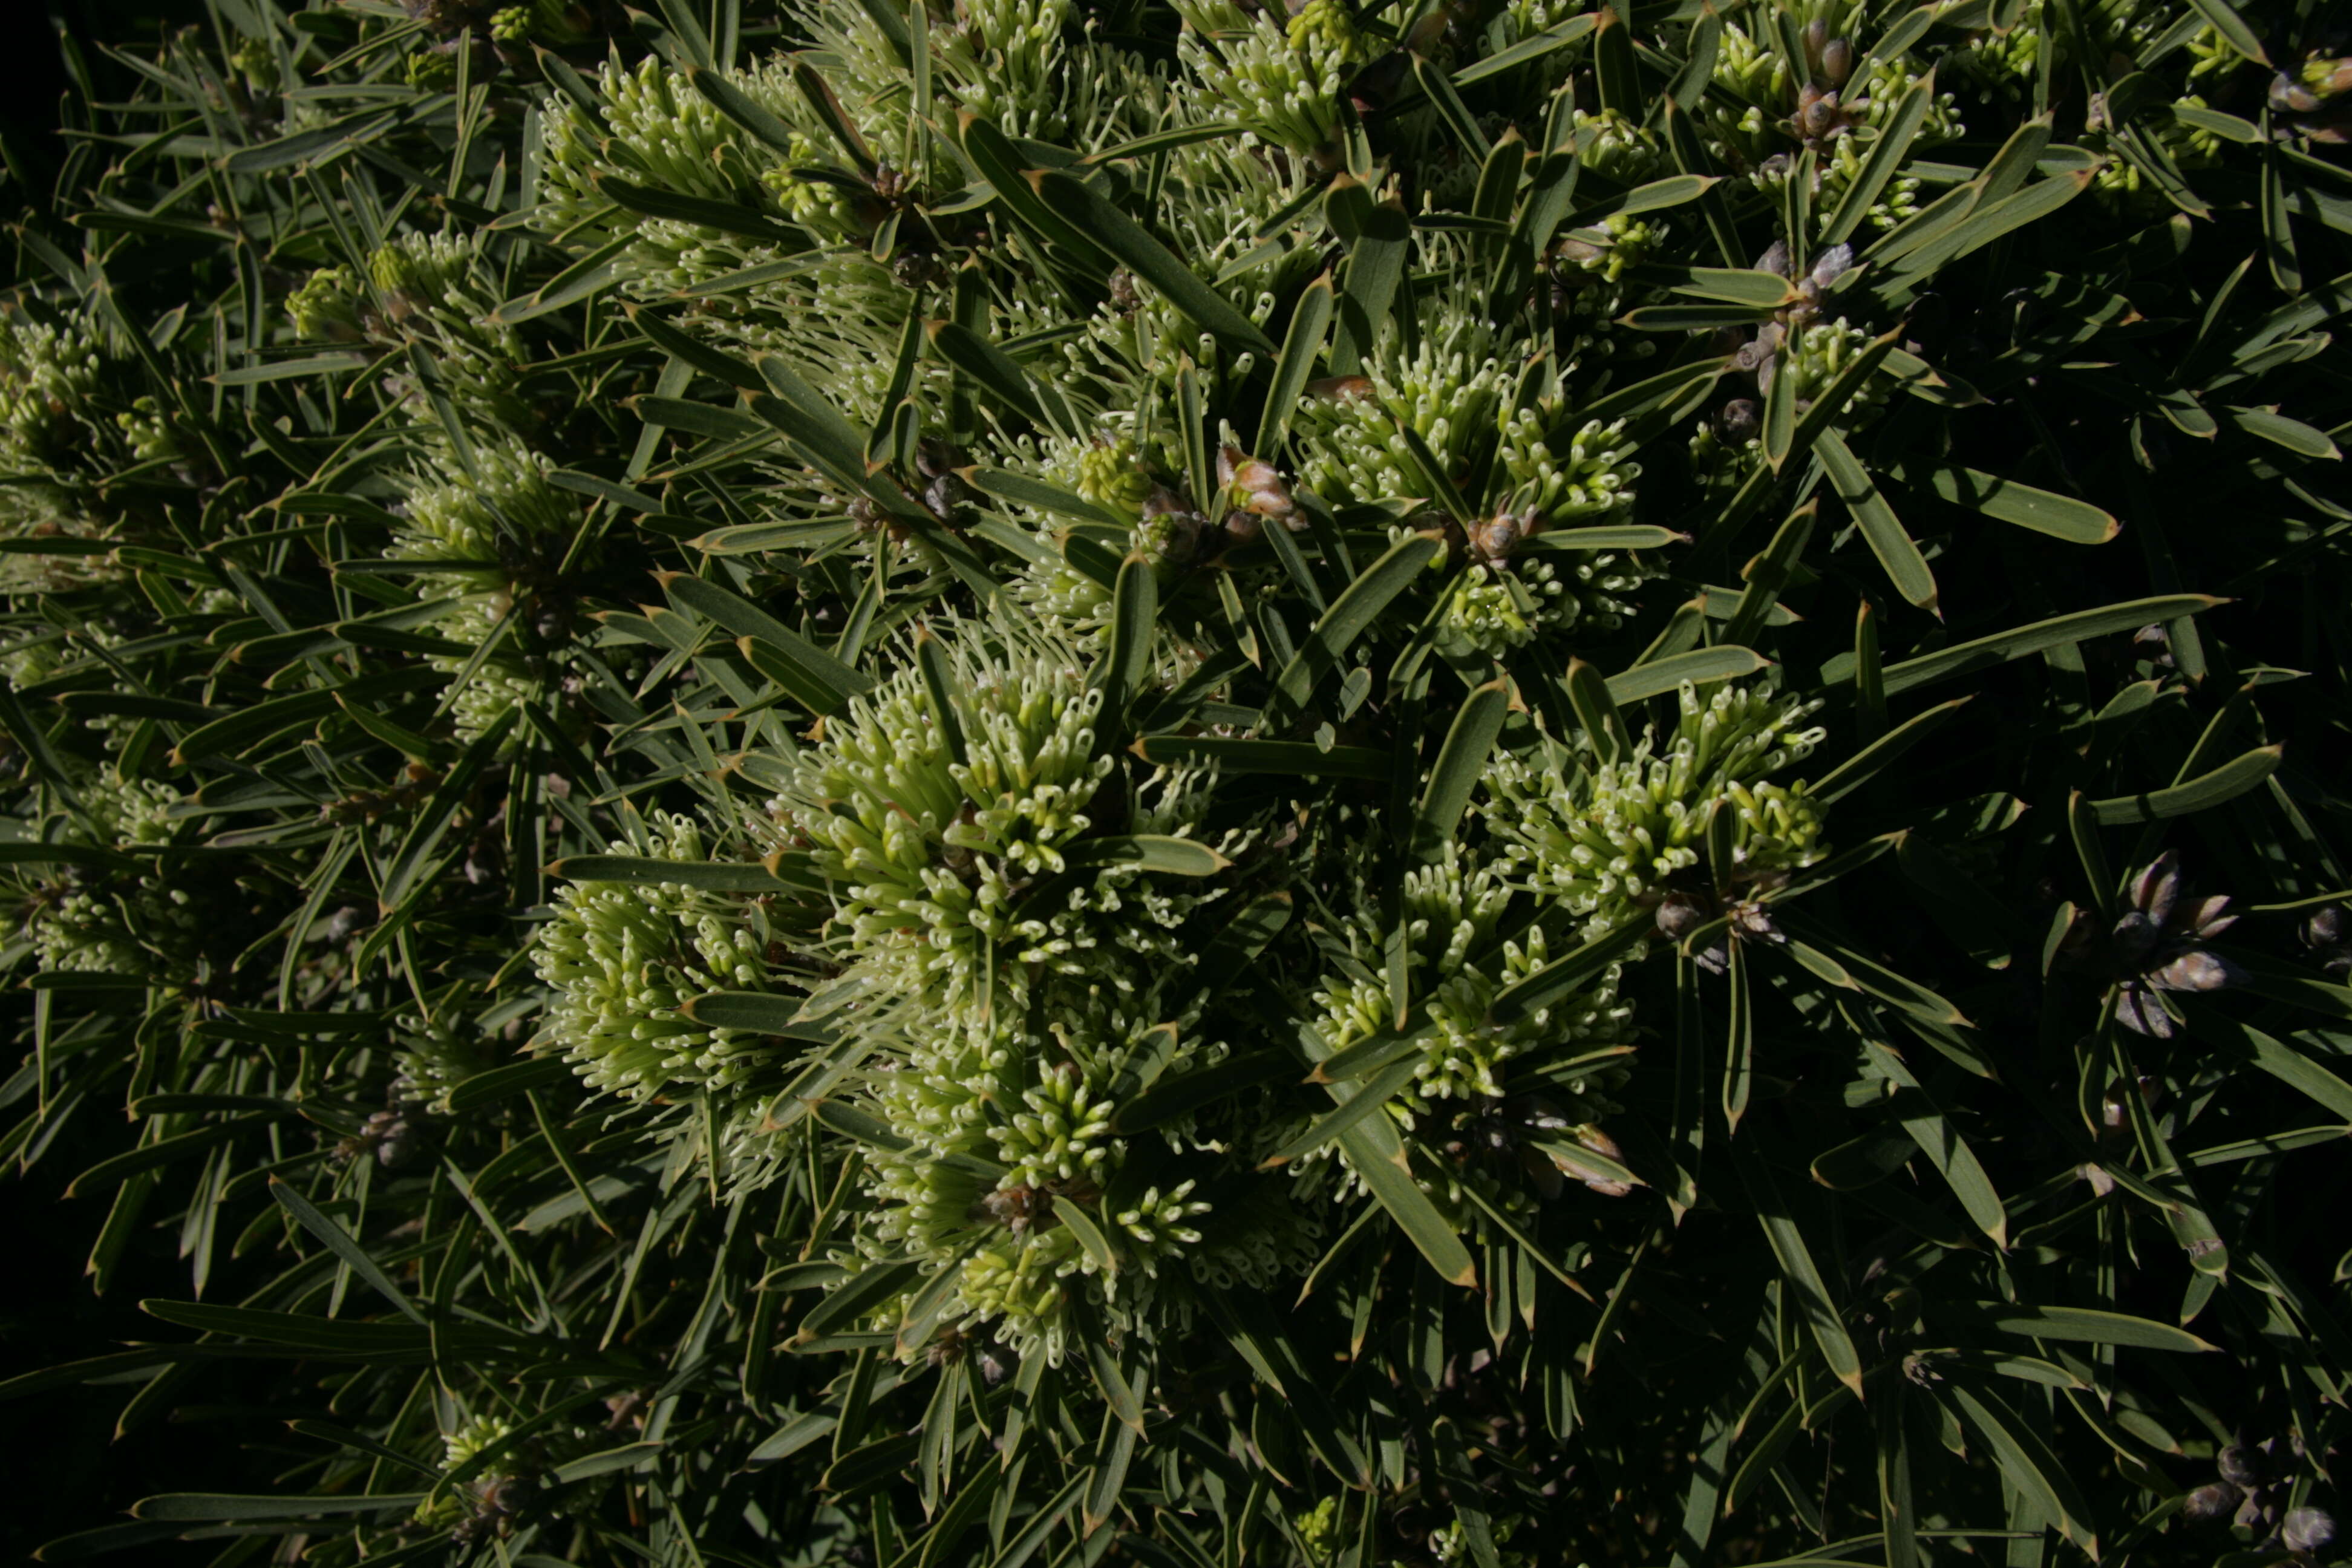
[396,442,589,745]
[764,630,1116,1013]
[1294,324,1509,507]
[533,813,785,1098]
[1480,681,1828,939]
[0,316,107,476]
[1570,109,1670,183]
[1313,847,1635,1117]
[1177,0,1365,161]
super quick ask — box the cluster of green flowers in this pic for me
[0,315,107,475]
[0,309,181,574]
[393,441,589,745]
[1312,846,1633,1117]
[1292,324,1511,507]
[1175,0,1367,162]
[857,985,1235,1357]
[1440,547,1649,658]
[1480,681,1829,942]
[19,769,200,981]
[762,626,1126,1012]
[286,230,531,430]
[748,618,1316,1353]
[533,811,786,1098]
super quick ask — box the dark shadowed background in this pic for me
[3,12,240,1563]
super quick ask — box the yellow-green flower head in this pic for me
[1714,22,1794,111]
[1815,134,1926,232]
[1772,320,1889,423]
[1285,0,1367,71]
[1312,846,1635,1116]
[367,230,475,304]
[114,397,175,463]
[82,771,180,849]
[763,618,1119,1012]
[1439,550,1648,658]
[1572,108,1669,183]
[1072,436,1157,515]
[848,976,1231,1360]
[399,441,579,566]
[534,54,766,246]
[531,812,787,1099]
[0,315,106,474]
[1499,412,1641,526]
[394,442,587,745]
[1294,319,1508,506]
[1858,58,1964,142]
[286,265,364,341]
[1479,680,1828,938]
[1178,0,1357,158]
[948,0,1076,136]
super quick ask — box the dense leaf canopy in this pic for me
[3,0,2351,1564]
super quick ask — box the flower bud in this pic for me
[2216,1444,2266,1488]
[2151,948,2240,993]
[1221,445,1297,523]
[2304,904,2348,948]
[2282,1507,2336,1555]
[1821,36,1854,87]
[1655,889,1710,939]
[2183,1483,2242,1523]
[1798,88,1841,139]
[2128,852,2183,924]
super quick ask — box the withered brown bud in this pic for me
[2216,1445,2266,1488]
[2149,948,2241,993]
[1821,36,1854,87]
[1797,88,1842,140]
[2282,1508,2336,1554]
[2272,71,2324,114]
[1220,445,1296,523]
[893,250,941,290]
[1472,508,1538,564]
[924,472,968,525]
[1141,484,1191,518]
[1655,889,1711,940]
[2182,1482,2242,1523]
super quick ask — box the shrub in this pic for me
[4,0,2351,1564]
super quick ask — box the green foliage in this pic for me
[3,0,2351,1564]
